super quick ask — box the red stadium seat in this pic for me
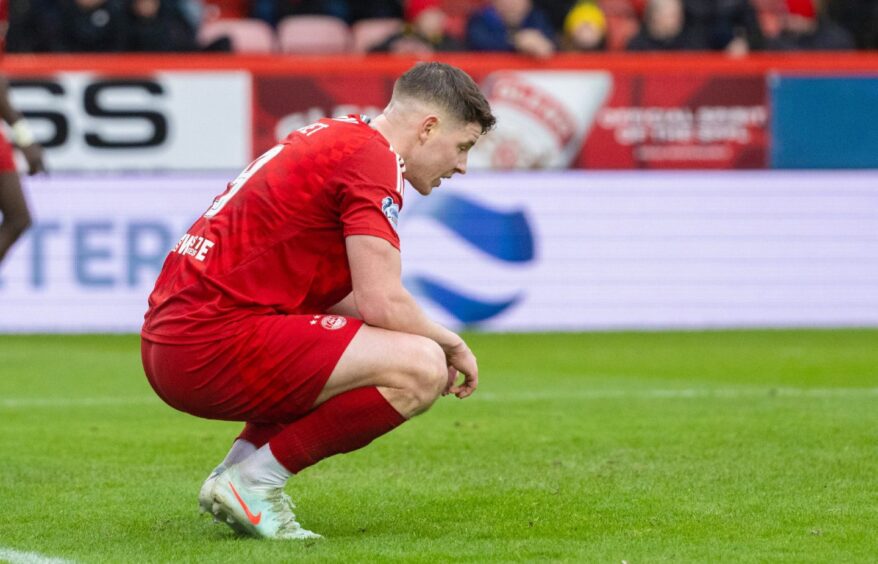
[351,18,404,53]
[198,19,277,53]
[277,15,353,54]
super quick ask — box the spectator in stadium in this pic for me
[6,0,57,52]
[141,62,492,540]
[561,1,607,51]
[626,0,704,51]
[370,0,465,54]
[346,0,404,22]
[176,0,206,32]
[534,0,578,34]
[683,0,764,55]
[825,0,878,49]
[251,0,348,27]
[766,0,855,51]
[53,0,130,52]
[467,0,557,57]
[0,75,45,266]
[255,0,403,26]
[127,0,199,52]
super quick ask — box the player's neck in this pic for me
[370,114,412,159]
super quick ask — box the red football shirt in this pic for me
[142,116,405,344]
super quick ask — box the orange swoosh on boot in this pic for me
[229,481,262,525]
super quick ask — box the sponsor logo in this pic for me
[406,193,535,325]
[487,74,576,146]
[11,78,169,150]
[381,196,400,231]
[320,315,347,330]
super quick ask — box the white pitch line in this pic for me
[473,387,878,401]
[0,547,74,564]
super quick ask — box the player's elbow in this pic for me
[355,289,408,329]
[356,295,395,328]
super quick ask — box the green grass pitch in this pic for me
[1,330,876,562]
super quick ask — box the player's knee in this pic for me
[404,338,446,414]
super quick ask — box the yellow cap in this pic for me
[564,2,607,36]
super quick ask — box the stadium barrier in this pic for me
[4,53,878,172]
[2,171,876,332]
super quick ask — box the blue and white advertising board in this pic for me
[1,172,876,332]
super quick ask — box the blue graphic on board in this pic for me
[405,193,535,325]
[406,275,523,324]
[409,193,534,262]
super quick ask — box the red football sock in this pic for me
[268,386,406,474]
[237,422,285,448]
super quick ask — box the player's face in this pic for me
[407,119,482,196]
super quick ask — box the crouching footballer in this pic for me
[141,62,495,539]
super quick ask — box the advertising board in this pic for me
[9,72,250,171]
[2,171,875,332]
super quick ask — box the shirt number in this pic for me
[204,144,284,218]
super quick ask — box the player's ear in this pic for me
[418,115,440,144]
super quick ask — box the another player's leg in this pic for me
[0,172,32,264]
[211,324,447,539]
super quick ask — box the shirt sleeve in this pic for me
[336,138,404,250]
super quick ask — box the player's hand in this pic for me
[443,365,458,396]
[21,144,46,175]
[444,340,478,399]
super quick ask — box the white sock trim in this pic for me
[237,444,292,490]
[222,438,257,467]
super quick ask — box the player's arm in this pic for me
[326,292,362,319]
[346,234,478,398]
[0,74,45,175]
[0,75,23,126]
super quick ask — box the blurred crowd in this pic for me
[5,0,877,54]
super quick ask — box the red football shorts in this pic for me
[0,134,16,173]
[141,314,363,423]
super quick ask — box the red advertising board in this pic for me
[252,74,393,158]
[578,73,767,169]
[4,53,877,171]
[252,69,767,169]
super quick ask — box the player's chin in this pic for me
[414,181,434,196]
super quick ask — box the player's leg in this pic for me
[0,171,31,264]
[314,323,450,416]
[238,323,446,477]
[213,323,447,481]
[143,314,449,538]
[142,334,295,524]
[210,319,448,539]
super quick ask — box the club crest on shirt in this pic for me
[320,315,348,330]
[382,196,400,231]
